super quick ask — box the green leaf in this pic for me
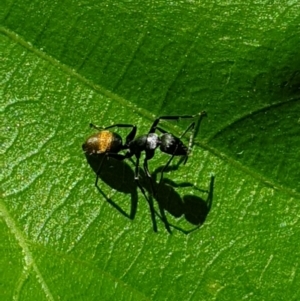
[1,1,299,300]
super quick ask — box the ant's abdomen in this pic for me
[82,131,123,155]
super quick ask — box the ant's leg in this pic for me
[154,122,195,182]
[156,113,207,182]
[143,155,172,233]
[134,156,158,232]
[95,154,106,186]
[95,153,127,186]
[143,157,157,196]
[149,111,207,133]
[150,111,207,169]
[150,112,207,159]
[157,200,172,234]
[103,124,137,146]
[158,149,177,184]
[93,152,137,220]
[180,122,196,164]
[124,126,137,146]
[155,124,195,183]
[206,174,215,211]
[139,184,158,232]
[90,123,135,131]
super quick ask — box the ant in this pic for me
[82,111,207,231]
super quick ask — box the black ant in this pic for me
[82,111,207,231]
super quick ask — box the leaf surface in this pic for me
[1,1,299,300]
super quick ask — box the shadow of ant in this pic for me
[84,154,215,234]
[142,164,215,234]
[85,153,138,220]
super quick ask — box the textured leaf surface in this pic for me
[1,1,300,300]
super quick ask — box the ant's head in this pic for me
[160,134,188,156]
